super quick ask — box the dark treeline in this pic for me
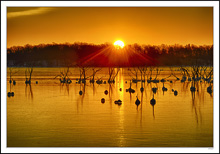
[7,43,213,67]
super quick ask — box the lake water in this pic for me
[7,67,213,147]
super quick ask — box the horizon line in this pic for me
[7,42,214,48]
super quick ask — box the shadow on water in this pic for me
[60,82,70,95]
[66,84,70,95]
[191,90,202,125]
[181,81,191,94]
[108,83,114,106]
[7,82,15,98]
[150,94,156,119]
[75,83,86,113]
[134,93,142,127]
[92,82,96,96]
[79,83,86,103]
[139,92,144,126]
[25,84,33,100]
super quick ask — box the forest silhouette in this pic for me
[7,43,213,67]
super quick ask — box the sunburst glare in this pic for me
[114,40,125,49]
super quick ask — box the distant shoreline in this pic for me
[7,65,213,68]
[7,43,213,67]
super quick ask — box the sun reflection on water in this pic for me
[117,68,126,146]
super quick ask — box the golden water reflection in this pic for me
[7,67,213,147]
[117,69,125,146]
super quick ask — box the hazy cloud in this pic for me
[7,7,54,18]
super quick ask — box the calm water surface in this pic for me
[7,67,213,147]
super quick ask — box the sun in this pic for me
[114,40,125,49]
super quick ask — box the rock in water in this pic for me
[79,90,83,95]
[135,97,140,106]
[101,98,105,103]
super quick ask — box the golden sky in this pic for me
[7,7,213,47]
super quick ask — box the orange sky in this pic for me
[7,7,213,48]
